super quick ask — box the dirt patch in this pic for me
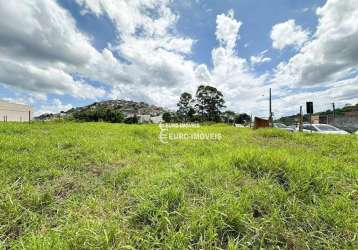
[90,161,128,177]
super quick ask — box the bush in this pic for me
[162,112,172,123]
[124,116,139,124]
[106,110,124,123]
[72,108,125,123]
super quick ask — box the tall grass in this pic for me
[0,122,357,249]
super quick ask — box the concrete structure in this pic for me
[344,111,358,117]
[0,100,33,122]
[317,113,358,132]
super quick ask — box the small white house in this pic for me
[0,100,33,122]
[138,115,151,123]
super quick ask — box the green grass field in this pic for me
[0,122,357,249]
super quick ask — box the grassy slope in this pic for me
[0,122,357,249]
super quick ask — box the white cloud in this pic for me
[77,3,271,116]
[271,19,309,50]
[203,11,270,114]
[0,58,105,99]
[215,9,242,51]
[271,76,358,118]
[274,0,358,86]
[0,1,95,66]
[250,50,272,66]
[195,64,212,83]
[0,1,269,115]
[265,0,358,117]
[0,0,107,99]
[76,0,176,37]
[0,0,356,118]
[74,0,200,100]
[0,0,197,102]
[35,99,73,116]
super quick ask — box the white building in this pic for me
[0,100,33,122]
[138,115,151,123]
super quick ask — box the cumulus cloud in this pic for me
[0,1,95,66]
[76,6,269,114]
[215,9,242,50]
[76,0,176,37]
[274,0,358,86]
[74,0,199,94]
[250,50,272,66]
[271,20,309,50]
[0,0,357,118]
[204,11,270,114]
[35,99,73,116]
[0,0,199,103]
[0,0,107,99]
[271,76,358,117]
[0,58,105,99]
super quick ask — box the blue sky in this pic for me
[60,0,322,69]
[174,0,322,65]
[0,0,357,117]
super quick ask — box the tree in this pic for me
[234,113,251,124]
[106,109,124,123]
[177,92,195,122]
[222,110,236,124]
[73,108,125,123]
[195,85,225,122]
[162,112,172,123]
[124,115,138,124]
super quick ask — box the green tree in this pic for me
[222,110,236,124]
[73,108,124,123]
[234,113,251,124]
[177,92,195,122]
[106,109,124,123]
[162,112,172,123]
[124,115,139,124]
[195,85,225,122]
[96,107,107,121]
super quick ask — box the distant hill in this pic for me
[315,103,358,116]
[36,100,167,121]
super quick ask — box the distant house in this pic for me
[0,100,33,122]
[138,115,151,123]
[136,114,163,124]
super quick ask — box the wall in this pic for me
[0,101,33,122]
[332,116,358,132]
[319,114,358,132]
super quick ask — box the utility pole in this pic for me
[269,88,273,127]
[250,113,253,128]
[331,102,336,123]
[299,106,303,132]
